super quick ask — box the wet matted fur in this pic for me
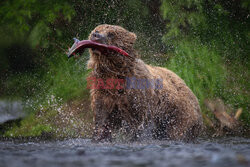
[87,24,203,142]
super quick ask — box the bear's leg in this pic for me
[164,118,201,142]
[152,115,169,140]
[92,99,112,142]
[153,111,200,141]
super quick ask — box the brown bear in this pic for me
[86,24,203,142]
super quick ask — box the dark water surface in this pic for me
[0,137,250,167]
[0,101,24,124]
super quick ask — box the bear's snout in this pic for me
[90,31,107,44]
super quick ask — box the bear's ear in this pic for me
[129,32,137,45]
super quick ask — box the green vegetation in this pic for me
[0,0,249,137]
[161,0,249,125]
[4,113,53,137]
[166,40,249,124]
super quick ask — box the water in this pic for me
[0,101,24,124]
[0,137,249,167]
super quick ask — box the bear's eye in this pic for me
[107,32,115,39]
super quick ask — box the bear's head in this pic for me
[88,24,137,57]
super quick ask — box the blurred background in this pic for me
[0,0,249,137]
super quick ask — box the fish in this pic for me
[67,38,129,58]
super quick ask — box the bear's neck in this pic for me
[91,53,135,79]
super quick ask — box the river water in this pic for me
[0,137,249,167]
[0,100,24,124]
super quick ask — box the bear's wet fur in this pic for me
[87,24,203,142]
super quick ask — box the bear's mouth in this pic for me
[67,38,129,58]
